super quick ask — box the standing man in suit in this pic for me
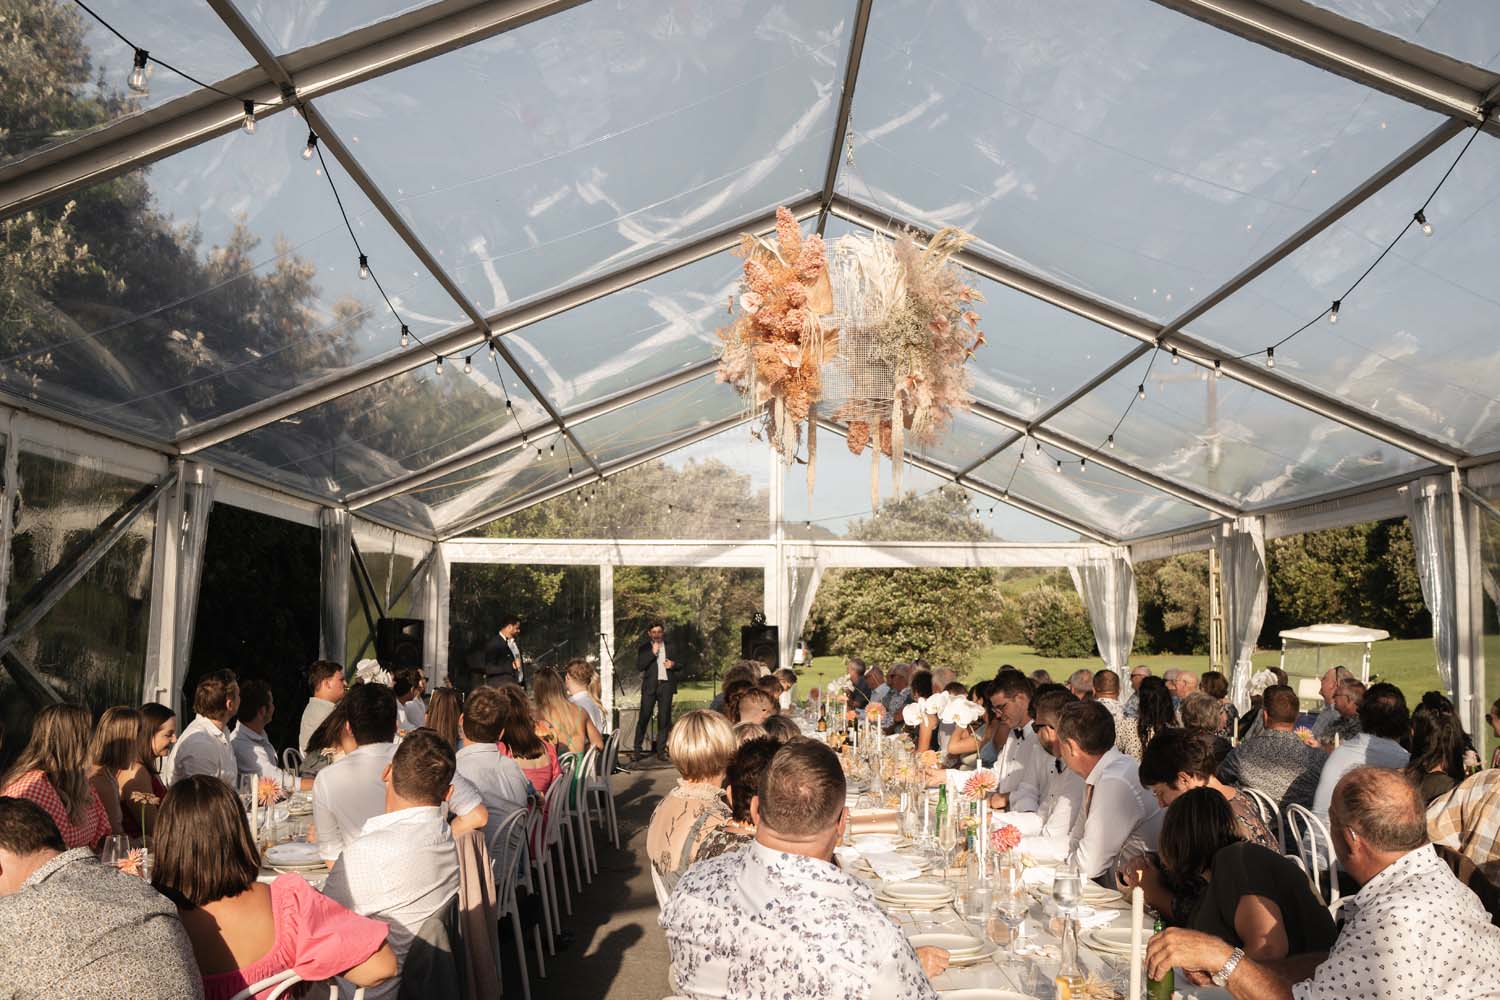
[634,621,677,760]
[483,615,524,687]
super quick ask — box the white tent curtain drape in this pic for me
[1407,475,1458,697]
[1068,548,1137,681]
[784,561,823,668]
[171,464,215,684]
[1217,517,1268,711]
[319,508,352,663]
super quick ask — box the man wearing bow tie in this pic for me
[986,671,1045,812]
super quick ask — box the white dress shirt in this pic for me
[321,805,461,1000]
[655,643,668,681]
[569,690,605,734]
[506,636,523,683]
[1312,733,1409,825]
[314,741,483,862]
[298,697,337,755]
[998,756,1086,862]
[230,723,283,780]
[167,714,237,787]
[402,698,427,729]
[1291,845,1500,1000]
[662,841,936,1000]
[1069,747,1162,880]
[454,743,532,848]
[995,723,1046,813]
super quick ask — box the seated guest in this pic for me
[1093,669,1125,729]
[152,775,396,1000]
[727,686,779,726]
[1123,665,1151,718]
[662,740,946,998]
[845,657,872,710]
[1316,678,1363,751]
[533,666,603,755]
[323,730,461,1000]
[1311,682,1409,827]
[454,687,533,845]
[945,680,1004,766]
[495,685,561,795]
[774,668,798,711]
[564,658,606,734]
[733,721,769,744]
[721,737,781,845]
[0,797,200,998]
[1,704,111,850]
[1147,767,1500,999]
[905,670,937,750]
[1056,700,1162,882]
[302,701,354,774]
[864,667,889,711]
[1138,729,1275,850]
[882,664,912,730]
[299,660,347,754]
[1179,692,1233,769]
[86,706,138,836]
[1406,698,1469,805]
[986,672,1044,812]
[168,669,240,786]
[1200,671,1237,737]
[709,662,759,715]
[1067,669,1094,701]
[1217,684,1325,812]
[393,668,427,730]
[232,679,308,788]
[1173,669,1200,704]
[761,714,801,743]
[1118,676,1175,759]
[646,710,739,894]
[1309,666,1353,739]
[98,706,168,838]
[990,688,1085,862]
[1138,788,1335,949]
[1429,767,1500,885]
[425,687,464,751]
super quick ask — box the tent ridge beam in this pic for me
[440,413,750,538]
[829,195,1462,467]
[967,399,1240,518]
[1144,0,1497,131]
[0,0,592,221]
[175,199,818,455]
[816,0,875,235]
[346,360,719,509]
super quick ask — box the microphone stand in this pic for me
[597,631,632,774]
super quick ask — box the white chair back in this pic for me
[1239,786,1284,849]
[281,746,303,773]
[542,757,577,847]
[228,970,300,1000]
[650,861,671,910]
[1285,803,1340,906]
[600,729,621,777]
[489,806,530,896]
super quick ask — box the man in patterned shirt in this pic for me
[661,740,946,999]
[1216,684,1325,810]
[1146,767,1500,999]
[0,797,201,998]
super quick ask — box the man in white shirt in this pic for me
[662,741,947,999]
[1148,767,1500,1000]
[1309,666,1353,739]
[394,668,427,730]
[298,660,347,754]
[313,683,487,862]
[453,687,533,848]
[168,669,240,787]
[1312,683,1409,827]
[1057,700,1162,882]
[992,689,1085,862]
[986,672,1045,813]
[231,679,311,790]
[483,616,524,687]
[565,658,606,735]
[322,729,462,1000]
[633,622,677,760]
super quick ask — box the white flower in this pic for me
[901,699,927,727]
[354,658,392,687]
[925,691,952,717]
[941,699,985,727]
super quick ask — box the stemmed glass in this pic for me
[936,813,958,885]
[1051,862,1083,918]
[993,861,1029,960]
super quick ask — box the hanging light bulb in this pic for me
[1137,383,1147,401]
[1329,299,1340,324]
[1079,457,1087,470]
[549,442,555,455]
[488,339,497,360]
[358,255,369,280]
[567,466,574,478]
[1266,346,1276,368]
[1019,447,1027,465]
[302,131,318,160]
[434,355,444,374]
[1034,439,1041,453]
[1214,359,1223,379]
[535,448,543,462]
[128,49,151,93]
[1170,346,1179,365]
[1415,209,1433,237]
[1107,434,1115,450]
[1001,489,1010,500]
[1055,458,1063,472]
[241,100,256,134]
[399,325,409,348]
[463,355,473,374]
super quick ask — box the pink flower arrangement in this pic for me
[990,824,1022,854]
[961,770,999,801]
[809,687,821,701]
[866,702,885,720]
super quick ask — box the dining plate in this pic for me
[264,842,322,866]
[906,932,986,955]
[879,878,954,901]
[936,990,1039,999]
[1082,926,1153,956]
[945,941,999,967]
[852,833,906,852]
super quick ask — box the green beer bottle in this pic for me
[1146,917,1173,1000]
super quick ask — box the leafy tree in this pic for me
[1135,553,1211,654]
[1016,584,1095,658]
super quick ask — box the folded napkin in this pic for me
[865,850,924,882]
[1022,866,1057,888]
[848,809,902,836]
[1042,901,1120,930]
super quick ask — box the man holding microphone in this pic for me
[634,622,677,761]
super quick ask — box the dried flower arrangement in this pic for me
[715,207,834,473]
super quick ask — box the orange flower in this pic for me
[844,709,858,722]
[866,703,885,720]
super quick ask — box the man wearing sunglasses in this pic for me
[990,688,1086,862]
[985,671,1044,813]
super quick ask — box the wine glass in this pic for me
[1051,863,1083,918]
[992,861,1029,959]
[937,816,958,885]
[99,834,130,870]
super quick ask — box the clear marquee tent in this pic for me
[4,0,1500,734]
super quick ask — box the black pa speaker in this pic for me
[740,624,779,665]
[376,617,425,668]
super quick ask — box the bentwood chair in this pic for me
[573,746,600,881]
[549,755,584,902]
[489,808,542,999]
[1285,803,1341,907]
[281,746,303,774]
[587,730,622,849]
[1239,786,1285,850]
[228,972,364,1000]
[523,801,559,953]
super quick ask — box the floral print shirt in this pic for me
[661,841,937,1000]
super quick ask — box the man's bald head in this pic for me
[1331,767,1427,854]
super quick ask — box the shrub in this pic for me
[1018,585,1095,658]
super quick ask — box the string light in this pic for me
[1266,346,1275,368]
[1055,458,1063,472]
[399,325,409,348]
[1415,209,1433,237]
[1214,359,1223,379]
[549,442,555,455]
[358,255,369,280]
[488,339,497,360]
[302,131,317,160]
[1079,457,1086,470]
[463,355,473,374]
[241,100,255,134]
[1170,347,1179,365]
[535,448,543,462]
[128,49,150,93]
[434,355,444,374]
[1137,383,1146,401]
[1329,299,1340,324]
[1106,434,1115,449]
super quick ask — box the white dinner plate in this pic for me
[936,990,1040,999]
[1082,926,1153,956]
[852,833,905,852]
[879,878,954,902]
[264,842,321,866]
[944,941,999,966]
[906,932,987,956]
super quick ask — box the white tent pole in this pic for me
[600,562,615,731]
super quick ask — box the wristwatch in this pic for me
[1212,946,1245,987]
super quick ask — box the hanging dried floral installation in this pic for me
[824,227,985,508]
[715,207,834,485]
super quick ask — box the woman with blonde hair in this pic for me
[1,703,112,849]
[645,709,741,894]
[426,687,464,750]
[533,666,603,755]
[89,705,153,838]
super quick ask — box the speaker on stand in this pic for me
[740,623,779,667]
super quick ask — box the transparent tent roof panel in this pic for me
[316,0,857,315]
[1302,1,1500,71]
[847,0,1443,319]
[228,0,440,56]
[1187,130,1500,454]
[0,111,464,442]
[568,376,747,469]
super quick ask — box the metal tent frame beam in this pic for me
[815,0,874,235]
[176,199,819,455]
[346,359,719,510]
[829,195,1463,467]
[440,412,750,539]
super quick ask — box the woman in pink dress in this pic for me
[151,775,396,1000]
[0,704,111,850]
[493,684,561,794]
